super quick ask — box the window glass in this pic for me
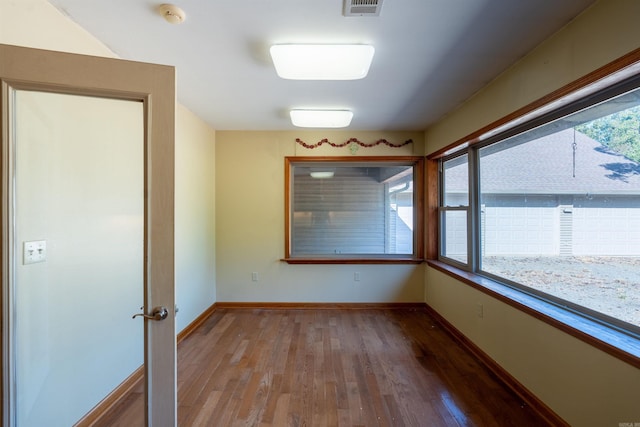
[444,154,468,207]
[443,210,468,264]
[476,90,640,330]
[288,158,422,260]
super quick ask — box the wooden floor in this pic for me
[97,308,552,426]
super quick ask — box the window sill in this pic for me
[427,260,640,369]
[282,257,424,265]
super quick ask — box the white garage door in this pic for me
[482,206,559,256]
[573,206,640,255]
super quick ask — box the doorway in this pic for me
[1,44,176,426]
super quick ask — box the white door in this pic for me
[0,44,176,426]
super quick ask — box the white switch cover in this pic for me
[24,240,46,265]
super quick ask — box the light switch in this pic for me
[24,240,46,265]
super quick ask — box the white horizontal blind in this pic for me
[292,174,385,255]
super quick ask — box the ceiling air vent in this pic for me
[343,0,384,17]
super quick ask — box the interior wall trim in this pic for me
[424,304,569,427]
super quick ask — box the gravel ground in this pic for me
[482,256,640,328]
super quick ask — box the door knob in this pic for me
[132,306,169,321]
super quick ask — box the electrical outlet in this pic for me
[251,272,259,282]
[354,272,360,281]
[24,240,47,265]
[476,303,484,318]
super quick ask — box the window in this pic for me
[284,157,424,263]
[441,154,469,265]
[437,71,640,338]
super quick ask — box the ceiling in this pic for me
[48,0,596,131]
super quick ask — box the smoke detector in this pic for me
[343,0,384,16]
[159,4,186,24]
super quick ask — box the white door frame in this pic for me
[0,44,176,426]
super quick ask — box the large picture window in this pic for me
[284,157,424,263]
[438,72,640,337]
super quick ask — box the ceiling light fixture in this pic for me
[159,4,186,24]
[270,44,374,80]
[290,110,354,128]
[310,171,335,179]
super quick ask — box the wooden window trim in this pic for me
[283,156,425,264]
[426,48,640,368]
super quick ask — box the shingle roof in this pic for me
[447,128,640,194]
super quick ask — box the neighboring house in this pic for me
[446,128,640,257]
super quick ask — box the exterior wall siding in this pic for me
[446,195,640,257]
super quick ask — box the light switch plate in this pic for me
[24,240,46,265]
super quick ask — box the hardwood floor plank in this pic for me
[190,390,222,427]
[271,393,291,427]
[95,307,556,426]
[383,394,407,427]
[256,372,282,424]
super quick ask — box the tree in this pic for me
[576,105,640,163]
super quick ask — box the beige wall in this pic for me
[175,104,216,331]
[0,0,217,332]
[424,1,640,425]
[215,130,425,303]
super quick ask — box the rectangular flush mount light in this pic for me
[290,110,353,128]
[270,44,374,80]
